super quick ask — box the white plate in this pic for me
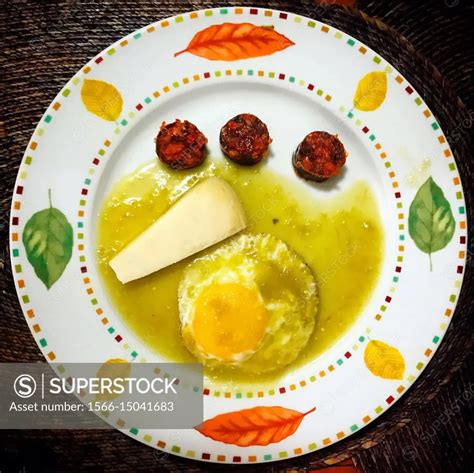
[10,6,467,464]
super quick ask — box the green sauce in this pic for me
[97,158,384,388]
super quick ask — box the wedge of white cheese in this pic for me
[109,177,247,283]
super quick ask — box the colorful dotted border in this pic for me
[76,68,406,399]
[9,7,468,463]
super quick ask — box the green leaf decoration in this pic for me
[408,176,455,270]
[22,190,73,289]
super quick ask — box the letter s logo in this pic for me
[14,374,37,398]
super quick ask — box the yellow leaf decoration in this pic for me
[364,340,405,380]
[95,358,131,401]
[353,72,387,112]
[81,79,123,121]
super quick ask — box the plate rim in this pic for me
[8,5,468,464]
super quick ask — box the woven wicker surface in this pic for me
[1,1,473,472]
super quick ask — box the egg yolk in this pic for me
[192,283,269,360]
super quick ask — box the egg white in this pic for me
[178,233,318,374]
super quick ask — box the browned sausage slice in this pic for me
[220,113,272,165]
[156,119,208,170]
[293,131,347,181]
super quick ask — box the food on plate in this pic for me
[155,119,208,169]
[109,177,246,283]
[97,160,383,384]
[178,233,318,374]
[293,131,347,182]
[220,113,272,165]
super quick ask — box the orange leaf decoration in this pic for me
[195,405,315,446]
[175,23,295,61]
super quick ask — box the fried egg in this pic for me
[178,233,318,374]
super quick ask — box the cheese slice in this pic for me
[109,177,247,283]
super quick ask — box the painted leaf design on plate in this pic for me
[364,340,405,380]
[353,71,387,111]
[174,23,295,61]
[408,176,455,270]
[95,358,131,401]
[81,79,123,121]
[195,405,315,446]
[22,190,73,290]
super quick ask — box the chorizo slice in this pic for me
[293,131,347,182]
[220,113,272,165]
[156,119,208,170]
